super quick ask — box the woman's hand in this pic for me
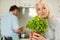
[29,32,46,40]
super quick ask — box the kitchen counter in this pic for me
[20,38,29,40]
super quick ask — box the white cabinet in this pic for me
[19,0,39,7]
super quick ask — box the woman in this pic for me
[29,0,60,40]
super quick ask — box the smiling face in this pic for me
[36,2,49,19]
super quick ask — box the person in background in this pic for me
[29,0,60,40]
[1,5,25,40]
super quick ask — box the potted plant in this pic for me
[26,16,49,36]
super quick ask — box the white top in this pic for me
[45,17,60,40]
[1,12,20,40]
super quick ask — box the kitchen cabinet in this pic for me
[19,0,39,7]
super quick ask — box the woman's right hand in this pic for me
[29,32,46,40]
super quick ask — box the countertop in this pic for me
[20,38,29,40]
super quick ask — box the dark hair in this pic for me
[9,5,19,11]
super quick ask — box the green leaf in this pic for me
[26,16,49,36]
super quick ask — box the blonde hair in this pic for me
[36,0,51,18]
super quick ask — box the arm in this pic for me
[12,16,25,33]
[14,26,25,33]
[53,17,60,40]
[48,17,60,40]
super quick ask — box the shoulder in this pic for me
[9,12,17,19]
[5,12,18,20]
[1,12,10,19]
[48,17,60,27]
[54,17,60,22]
[49,16,60,22]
